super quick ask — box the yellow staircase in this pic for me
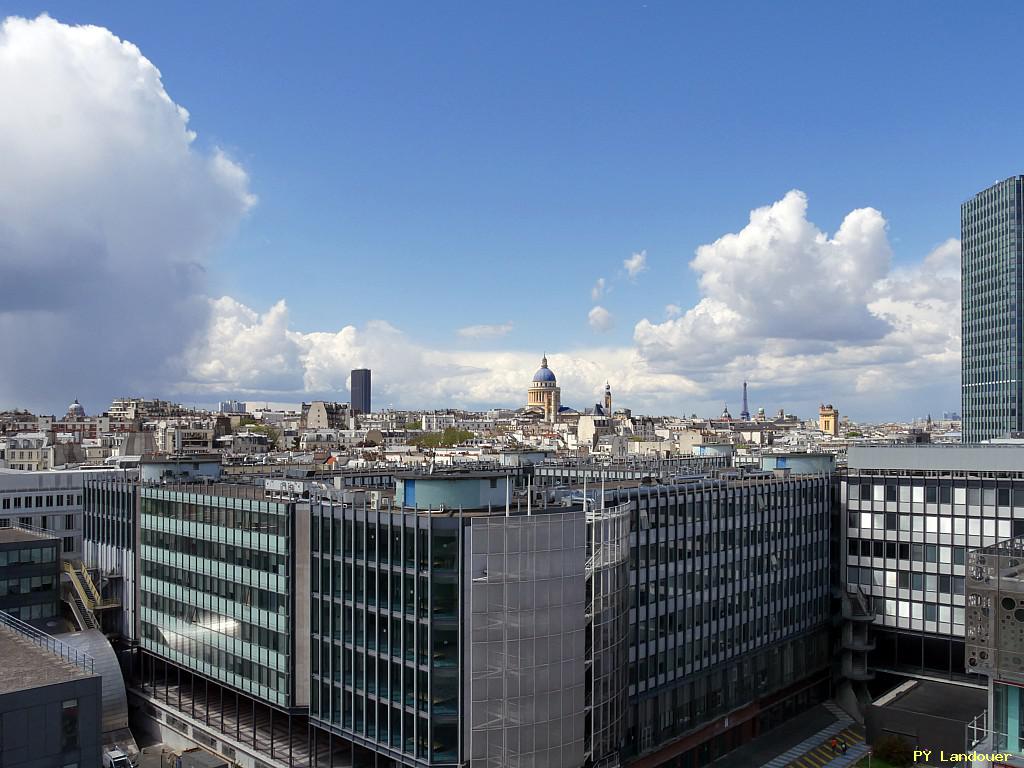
[63,560,120,631]
[786,725,865,768]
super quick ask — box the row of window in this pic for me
[0,545,57,566]
[141,494,289,535]
[141,530,286,575]
[312,558,457,618]
[847,538,968,564]
[140,591,287,652]
[0,575,58,596]
[141,563,288,614]
[850,513,1013,539]
[875,599,966,625]
[311,514,459,572]
[849,483,1024,506]
[631,483,828,532]
[0,493,80,510]
[847,567,967,597]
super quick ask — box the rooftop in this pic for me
[0,525,57,544]
[848,444,1024,472]
[0,619,94,695]
[872,679,985,725]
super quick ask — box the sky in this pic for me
[0,2,1017,420]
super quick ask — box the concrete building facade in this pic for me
[841,445,1024,682]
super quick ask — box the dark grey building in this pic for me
[962,176,1024,443]
[351,369,371,415]
[617,471,832,767]
[0,612,103,768]
[0,523,60,624]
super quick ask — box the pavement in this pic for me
[760,702,868,768]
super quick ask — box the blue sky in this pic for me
[0,3,1017,417]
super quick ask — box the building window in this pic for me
[19,517,31,528]
[65,514,74,530]
[61,699,79,750]
[63,537,74,554]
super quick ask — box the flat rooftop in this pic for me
[848,444,1024,472]
[874,679,986,725]
[0,623,93,695]
[0,526,56,544]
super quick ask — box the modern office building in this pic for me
[962,176,1024,443]
[841,445,1024,682]
[0,611,103,768]
[616,471,833,767]
[351,369,372,415]
[137,481,310,709]
[309,472,631,768]
[309,465,832,768]
[80,457,833,768]
[0,523,61,624]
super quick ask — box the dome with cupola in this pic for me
[532,355,557,383]
[66,398,85,419]
[527,354,561,423]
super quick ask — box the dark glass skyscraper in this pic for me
[351,368,371,414]
[962,176,1024,443]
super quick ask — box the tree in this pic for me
[410,427,474,448]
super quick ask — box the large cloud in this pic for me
[0,15,253,413]
[634,192,960,417]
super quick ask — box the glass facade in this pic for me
[138,486,296,707]
[0,538,60,621]
[620,475,832,759]
[962,176,1024,443]
[309,499,460,765]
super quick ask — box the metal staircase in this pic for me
[63,560,117,631]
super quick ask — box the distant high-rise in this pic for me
[350,368,371,414]
[740,381,750,420]
[962,177,1024,442]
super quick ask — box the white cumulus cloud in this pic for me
[623,250,648,279]
[591,277,606,302]
[588,306,614,332]
[0,14,254,412]
[633,191,960,416]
